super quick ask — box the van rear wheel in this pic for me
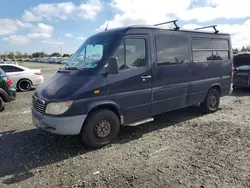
[200,88,220,113]
[81,110,120,149]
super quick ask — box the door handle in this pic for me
[141,75,151,81]
[141,75,151,79]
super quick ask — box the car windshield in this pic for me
[64,34,121,70]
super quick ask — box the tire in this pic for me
[0,97,5,112]
[81,110,120,149]
[200,88,220,113]
[17,79,32,92]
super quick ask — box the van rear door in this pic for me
[107,35,152,123]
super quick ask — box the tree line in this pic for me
[0,52,73,60]
[233,46,250,52]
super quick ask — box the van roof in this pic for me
[95,25,230,36]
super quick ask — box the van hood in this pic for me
[233,53,250,67]
[35,71,107,102]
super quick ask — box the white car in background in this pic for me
[0,64,43,92]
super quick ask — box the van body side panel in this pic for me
[188,34,232,104]
[188,61,231,104]
[151,30,192,115]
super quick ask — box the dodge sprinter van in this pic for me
[32,23,233,149]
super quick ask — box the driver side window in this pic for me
[112,38,146,71]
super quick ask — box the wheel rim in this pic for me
[19,81,30,91]
[208,94,218,110]
[94,120,112,138]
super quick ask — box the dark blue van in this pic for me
[32,24,233,148]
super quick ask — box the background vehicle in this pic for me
[32,23,233,149]
[0,64,43,92]
[233,53,250,88]
[0,68,16,111]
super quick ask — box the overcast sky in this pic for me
[1,0,250,54]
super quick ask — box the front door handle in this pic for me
[141,75,151,79]
[141,75,151,81]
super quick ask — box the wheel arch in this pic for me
[210,84,221,95]
[85,101,122,124]
[0,88,9,102]
[17,78,33,87]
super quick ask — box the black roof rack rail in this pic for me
[154,20,180,30]
[194,25,219,34]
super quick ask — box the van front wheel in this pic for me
[200,88,220,113]
[81,110,120,149]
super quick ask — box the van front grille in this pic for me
[32,95,45,114]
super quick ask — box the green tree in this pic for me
[0,54,7,59]
[8,52,15,59]
[16,52,23,59]
[32,52,41,58]
[23,53,29,58]
[50,52,61,57]
[62,54,70,57]
[241,46,247,52]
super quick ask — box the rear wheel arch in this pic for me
[0,89,9,102]
[210,84,221,95]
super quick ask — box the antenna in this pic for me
[154,20,180,30]
[105,11,112,31]
[194,25,219,34]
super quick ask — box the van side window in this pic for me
[155,35,190,65]
[113,38,146,71]
[192,38,229,62]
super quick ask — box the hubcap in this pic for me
[209,95,217,108]
[20,81,30,91]
[94,120,111,138]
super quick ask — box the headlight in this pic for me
[45,101,73,115]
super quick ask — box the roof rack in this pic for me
[154,20,180,30]
[194,25,219,34]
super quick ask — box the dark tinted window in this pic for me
[192,38,229,50]
[13,67,24,72]
[0,65,23,72]
[113,38,146,71]
[193,51,229,62]
[0,65,13,72]
[193,51,214,62]
[213,51,229,60]
[155,35,190,65]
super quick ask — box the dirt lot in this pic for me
[0,62,250,188]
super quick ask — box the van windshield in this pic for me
[64,34,121,70]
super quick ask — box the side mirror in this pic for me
[106,57,119,74]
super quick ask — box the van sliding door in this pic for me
[151,32,192,115]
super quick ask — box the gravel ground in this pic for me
[0,62,250,188]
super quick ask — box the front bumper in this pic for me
[233,76,250,88]
[32,108,87,135]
